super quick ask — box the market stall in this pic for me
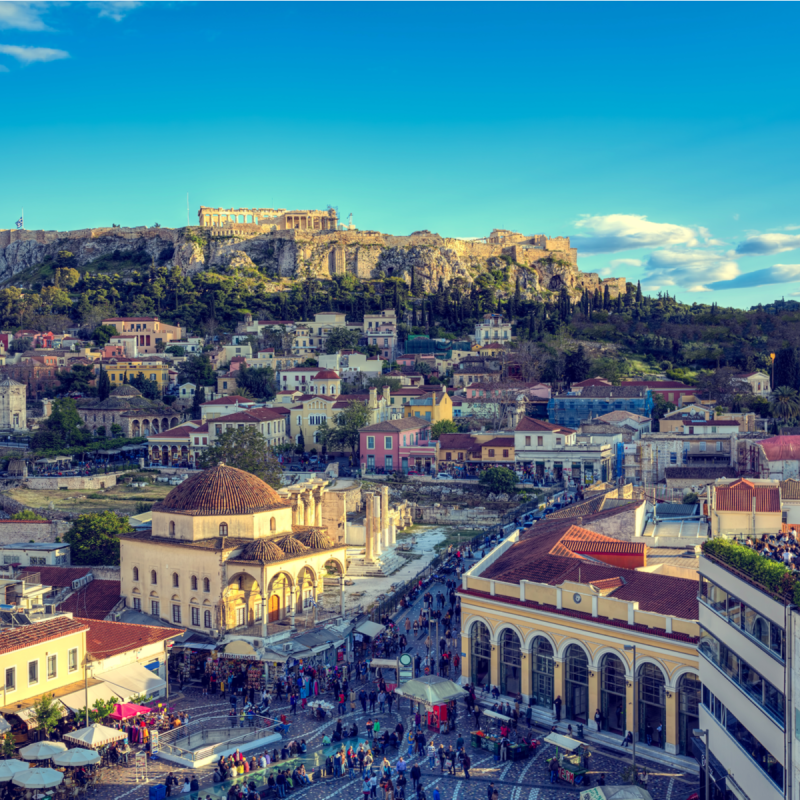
[469,711,533,762]
[394,676,466,734]
[63,723,127,750]
[545,733,590,786]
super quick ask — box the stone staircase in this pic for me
[346,546,408,577]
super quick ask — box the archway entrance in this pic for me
[499,629,521,697]
[638,663,666,747]
[268,595,280,623]
[268,573,292,623]
[530,637,554,709]
[600,653,627,733]
[678,673,701,755]
[470,621,491,689]
[565,645,589,722]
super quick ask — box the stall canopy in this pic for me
[59,682,122,712]
[109,703,151,721]
[544,733,584,751]
[394,675,467,705]
[0,717,10,734]
[580,788,654,800]
[98,663,166,700]
[355,621,385,639]
[225,639,257,658]
[63,723,127,749]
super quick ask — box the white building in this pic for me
[474,313,512,343]
[0,375,26,432]
[1,542,70,567]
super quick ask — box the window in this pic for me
[151,600,160,616]
[172,605,182,623]
[47,655,57,680]
[556,438,562,445]
[169,521,175,536]
[204,610,212,628]
[219,522,228,537]
[172,572,179,588]
[203,577,210,593]
[384,436,393,450]
[367,436,375,450]
[132,597,141,611]
[385,455,393,471]
[5,667,14,692]
[29,556,46,566]
[537,436,544,446]
[68,649,78,672]
[503,449,509,458]
[488,449,495,458]
[191,606,200,626]
[699,441,707,452]
[525,436,531,446]
[28,660,38,685]
[151,570,157,584]
[3,556,15,565]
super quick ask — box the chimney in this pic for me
[382,385,390,405]
[369,387,378,409]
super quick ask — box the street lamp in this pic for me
[770,352,776,391]
[693,728,711,800]
[624,644,636,779]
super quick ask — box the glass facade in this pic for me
[500,629,522,697]
[471,622,491,689]
[530,637,554,709]
[565,645,589,721]
[600,653,627,733]
[638,663,666,747]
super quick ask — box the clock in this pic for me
[573,593,582,604]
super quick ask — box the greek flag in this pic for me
[15,217,23,229]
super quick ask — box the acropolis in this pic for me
[197,205,338,231]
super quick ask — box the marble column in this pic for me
[314,487,323,527]
[304,489,314,526]
[364,493,375,562]
[373,494,383,557]
[381,486,390,549]
[389,518,396,547]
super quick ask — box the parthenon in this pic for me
[198,206,338,231]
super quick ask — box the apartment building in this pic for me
[102,317,183,355]
[474,313,512,343]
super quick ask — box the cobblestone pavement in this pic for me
[90,561,700,800]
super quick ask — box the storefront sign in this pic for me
[558,766,576,784]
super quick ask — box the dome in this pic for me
[293,529,333,550]
[110,385,143,398]
[236,539,284,563]
[155,464,289,515]
[274,535,310,555]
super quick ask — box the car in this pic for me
[436,473,453,480]
[308,455,320,464]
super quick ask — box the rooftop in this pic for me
[80,617,184,660]
[715,478,780,513]
[359,418,430,433]
[0,616,89,656]
[57,580,122,620]
[595,410,651,424]
[515,416,574,433]
[19,566,91,588]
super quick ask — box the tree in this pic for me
[698,368,753,408]
[92,324,119,347]
[773,347,800,391]
[110,423,123,437]
[32,694,63,738]
[97,367,111,401]
[32,399,91,450]
[74,697,117,726]
[330,400,370,459]
[64,511,132,566]
[430,420,458,439]
[367,375,403,393]
[770,386,800,424]
[591,356,626,385]
[198,427,283,489]
[651,392,676,432]
[11,509,45,521]
[682,492,700,505]
[191,386,206,420]
[55,364,94,395]
[235,365,277,400]
[2,733,15,759]
[9,337,32,354]
[479,467,518,494]
[178,354,216,387]
[565,345,592,384]
[129,372,161,401]
[324,327,361,354]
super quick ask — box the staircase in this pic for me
[346,546,408,577]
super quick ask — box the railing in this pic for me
[157,714,282,764]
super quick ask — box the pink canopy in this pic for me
[108,703,151,720]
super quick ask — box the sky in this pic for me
[1,1,799,308]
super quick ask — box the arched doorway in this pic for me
[499,629,521,697]
[530,636,554,709]
[565,645,589,722]
[470,621,491,689]
[638,663,666,747]
[298,567,316,613]
[600,653,627,733]
[268,573,292,623]
[678,673,701,755]
[225,573,261,629]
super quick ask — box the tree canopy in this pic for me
[479,467,518,494]
[64,511,132,566]
[32,398,91,450]
[430,420,459,439]
[198,427,283,489]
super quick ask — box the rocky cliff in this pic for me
[0,225,626,298]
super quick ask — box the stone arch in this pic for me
[162,417,169,431]
[522,629,557,652]
[556,637,592,661]
[634,656,669,683]
[171,594,180,602]
[270,517,277,532]
[462,613,494,640]
[591,645,632,677]
[668,665,701,692]
[132,587,140,595]
[170,417,179,427]
[323,557,345,576]
[494,622,525,648]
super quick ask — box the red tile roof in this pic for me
[481,437,514,449]
[149,423,198,440]
[572,377,612,387]
[515,417,574,433]
[0,616,89,655]
[57,580,122,620]
[201,396,250,406]
[19,567,91,588]
[757,436,800,462]
[212,408,285,424]
[589,577,624,591]
[715,478,781,512]
[438,434,479,451]
[79,618,184,660]
[314,370,340,380]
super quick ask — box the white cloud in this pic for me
[90,2,142,21]
[0,3,49,32]
[0,44,69,63]
[572,214,711,254]
[736,233,800,256]
[645,249,740,292]
[708,264,800,290]
[610,258,643,268]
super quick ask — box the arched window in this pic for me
[191,576,198,591]
[678,673,701,755]
[600,653,627,733]
[219,522,228,537]
[169,521,175,536]
[172,573,179,588]
[638,663,667,746]
[500,629,521,697]
[565,645,589,722]
[470,621,491,688]
[133,567,139,582]
[530,637,554,708]
[237,576,244,590]
[150,570,157,585]
[270,518,277,532]
[203,577,210,593]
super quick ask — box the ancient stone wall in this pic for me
[24,473,121,490]
[0,519,70,544]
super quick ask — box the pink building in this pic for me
[359,417,437,475]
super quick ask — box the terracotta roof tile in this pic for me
[19,567,92,588]
[0,617,89,656]
[781,479,800,500]
[80,617,184,659]
[57,580,122,620]
[201,396,250,406]
[516,417,574,433]
[716,478,780,512]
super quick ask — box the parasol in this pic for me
[12,768,64,789]
[53,749,102,767]
[0,761,29,782]
[63,723,127,749]
[393,675,468,705]
[108,703,151,720]
[580,788,654,800]
[19,741,68,761]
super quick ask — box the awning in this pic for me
[59,682,123,712]
[97,663,166,700]
[355,621,385,639]
[224,640,257,658]
[544,733,584,751]
[13,706,68,728]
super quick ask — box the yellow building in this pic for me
[119,465,348,635]
[402,390,453,423]
[104,357,170,393]
[460,520,700,757]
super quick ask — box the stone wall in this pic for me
[90,566,121,581]
[414,504,503,527]
[24,473,121,491]
[0,519,70,544]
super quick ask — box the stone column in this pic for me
[520,652,531,704]
[389,518,396,547]
[664,690,679,755]
[304,489,314,526]
[314,487,323,527]
[588,669,601,731]
[373,495,383,557]
[381,486,390,548]
[553,659,566,721]
[364,493,375,563]
[490,642,501,691]
[289,588,297,626]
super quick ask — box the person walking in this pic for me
[350,688,357,714]
[461,752,471,780]
[554,695,562,722]
[410,763,421,793]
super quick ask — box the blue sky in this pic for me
[1,1,799,308]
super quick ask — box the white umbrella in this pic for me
[53,749,101,767]
[12,768,64,789]
[63,723,126,749]
[19,741,68,761]
[0,761,29,782]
